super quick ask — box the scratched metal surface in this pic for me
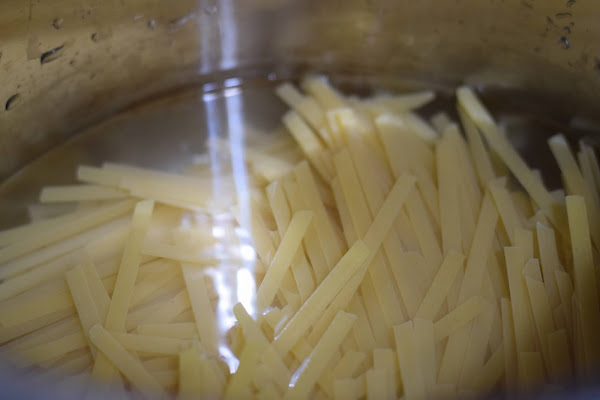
[0,0,600,181]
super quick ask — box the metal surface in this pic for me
[1,0,600,180]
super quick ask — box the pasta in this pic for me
[0,76,597,399]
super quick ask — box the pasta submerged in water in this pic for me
[0,76,598,399]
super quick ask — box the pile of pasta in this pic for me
[0,76,599,400]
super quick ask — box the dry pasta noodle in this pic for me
[0,76,597,399]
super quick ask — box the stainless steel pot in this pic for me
[1,0,600,398]
[1,0,599,181]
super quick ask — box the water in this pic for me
[0,77,286,229]
[0,74,597,398]
[0,75,592,230]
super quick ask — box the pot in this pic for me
[0,0,599,398]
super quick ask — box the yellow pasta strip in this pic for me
[136,323,196,340]
[336,113,387,172]
[89,324,164,397]
[30,351,91,386]
[283,111,333,181]
[554,270,574,337]
[142,356,178,371]
[85,223,131,264]
[2,314,79,355]
[373,349,398,398]
[0,250,85,302]
[27,203,76,222]
[375,116,439,222]
[0,216,129,281]
[0,308,73,346]
[433,296,486,342]
[416,251,464,320]
[437,193,498,383]
[110,331,191,355]
[112,165,232,208]
[131,263,181,308]
[361,91,435,117]
[335,350,366,379]
[233,303,291,391]
[284,311,357,400]
[536,223,562,308]
[347,134,429,296]
[413,318,436,393]
[515,228,534,261]
[223,342,260,400]
[580,144,600,206]
[151,370,177,390]
[360,276,392,347]
[457,105,495,187]
[572,295,585,380]
[79,261,110,324]
[334,149,406,326]
[0,199,135,264]
[179,346,204,397]
[366,369,389,400]
[553,304,568,333]
[0,278,73,327]
[457,87,555,212]
[345,135,393,212]
[291,338,313,362]
[19,331,87,368]
[0,205,105,247]
[295,161,344,265]
[40,185,128,203]
[276,83,327,135]
[504,246,536,352]
[257,211,312,309]
[66,265,102,358]
[393,321,426,400]
[387,248,430,320]
[77,165,122,187]
[402,111,440,142]
[346,296,377,354]
[566,195,600,377]
[334,378,360,400]
[266,180,291,232]
[437,326,470,385]
[266,181,312,302]
[525,275,556,368]
[257,383,281,400]
[501,298,517,392]
[301,76,346,110]
[103,200,154,333]
[458,303,497,388]
[405,189,443,278]
[458,192,499,303]
[283,178,329,283]
[549,134,600,251]
[522,258,542,281]
[126,289,190,331]
[473,344,504,392]
[489,180,522,245]
[437,135,463,255]
[273,241,368,356]
[181,264,218,354]
[583,142,600,187]
[306,174,416,346]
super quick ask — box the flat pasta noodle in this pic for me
[0,78,598,400]
[40,185,129,203]
[89,324,165,397]
[181,264,219,354]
